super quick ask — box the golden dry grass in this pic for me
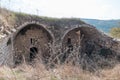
[0,62,120,80]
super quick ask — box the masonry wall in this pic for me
[0,36,13,66]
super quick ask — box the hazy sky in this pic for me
[0,0,120,20]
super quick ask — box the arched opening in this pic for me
[61,27,93,63]
[67,37,73,52]
[62,29,81,52]
[30,47,38,61]
[13,23,54,65]
[60,26,118,70]
[62,26,104,56]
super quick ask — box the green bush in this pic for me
[110,27,120,38]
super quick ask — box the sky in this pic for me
[0,0,120,20]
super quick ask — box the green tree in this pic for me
[110,27,120,38]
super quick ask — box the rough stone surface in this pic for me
[0,9,120,66]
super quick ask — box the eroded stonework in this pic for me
[0,21,120,66]
[13,24,53,64]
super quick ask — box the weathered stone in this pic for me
[0,17,120,66]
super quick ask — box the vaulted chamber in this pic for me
[13,23,54,64]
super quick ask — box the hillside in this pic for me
[81,18,120,33]
[0,7,85,38]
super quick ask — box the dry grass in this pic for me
[0,62,120,80]
[0,40,119,80]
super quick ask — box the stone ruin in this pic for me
[0,19,120,67]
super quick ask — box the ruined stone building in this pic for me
[0,9,120,66]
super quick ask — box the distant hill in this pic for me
[81,18,120,33]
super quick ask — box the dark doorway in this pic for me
[30,47,38,61]
[67,38,71,45]
[67,38,73,51]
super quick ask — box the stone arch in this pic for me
[12,22,54,64]
[61,25,103,55]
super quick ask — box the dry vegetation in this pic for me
[0,7,85,38]
[0,62,120,80]
[0,46,120,80]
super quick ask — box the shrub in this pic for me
[110,27,120,38]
